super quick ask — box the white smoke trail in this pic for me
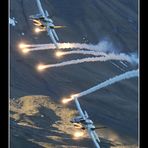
[76,69,138,98]
[57,42,106,51]
[22,42,138,65]
[23,40,115,52]
[25,46,55,51]
[20,44,55,50]
[56,50,107,57]
[21,43,92,52]
[40,53,132,69]
[25,43,96,50]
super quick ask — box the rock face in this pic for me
[10,0,138,147]
[10,96,138,148]
[10,96,82,148]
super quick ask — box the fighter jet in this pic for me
[30,0,65,48]
[70,98,101,148]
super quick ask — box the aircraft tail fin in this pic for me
[84,110,89,118]
[45,10,49,17]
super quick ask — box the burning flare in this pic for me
[55,51,64,58]
[18,43,28,49]
[37,64,46,71]
[62,94,78,104]
[22,48,29,54]
[62,98,73,104]
[73,131,84,138]
[34,27,41,33]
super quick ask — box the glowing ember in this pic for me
[37,64,46,71]
[73,131,84,138]
[62,94,79,104]
[55,51,64,57]
[62,98,73,104]
[19,43,27,49]
[34,28,41,33]
[22,48,29,54]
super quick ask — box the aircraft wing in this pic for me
[36,0,45,16]
[51,29,59,41]
[47,28,59,48]
[87,127,101,148]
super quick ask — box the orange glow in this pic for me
[73,131,84,138]
[61,94,79,104]
[34,27,41,33]
[37,64,46,71]
[22,48,29,54]
[62,98,73,104]
[19,43,28,49]
[55,51,64,58]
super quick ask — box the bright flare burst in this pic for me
[19,43,28,49]
[55,51,64,58]
[73,131,84,138]
[34,27,41,33]
[62,98,73,104]
[37,64,46,72]
[62,94,78,104]
[22,48,30,54]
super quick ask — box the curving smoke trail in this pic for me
[40,53,132,69]
[76,69,139,98]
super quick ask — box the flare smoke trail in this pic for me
[40,53,132,69]
[25,46,55,52]
[57,42,111,51]
[22,43,98,50]
[56,50,107,57]
[20,43,99,52]
[22,40,115,52]
[19,44,55,51]
[76,69,138,98]
[22,42,138,65]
